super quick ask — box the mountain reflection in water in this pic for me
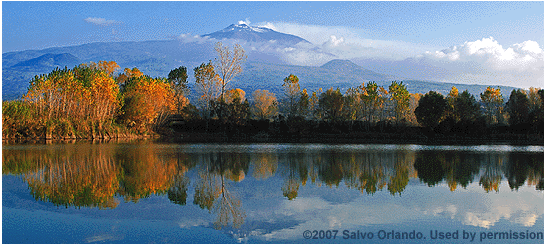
[2,143,543,231]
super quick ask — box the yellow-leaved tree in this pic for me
[120,69,175,133]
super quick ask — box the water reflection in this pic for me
[2,143,543,231]
[413,151,543,192]
[192,152,248,229]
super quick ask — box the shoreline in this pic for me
[162,132,544,146]
[3,130,543,146]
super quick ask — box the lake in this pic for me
[2,141,543,243]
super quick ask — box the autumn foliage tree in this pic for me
[22,63,120,137]
[252,89,278,120]
[282,74,301,117]
[480,87,504,125]
[120,70,175,133]
[318,88,344,122]
[194,61,221,118]
[214,42,247,100]
[389,81,410,125]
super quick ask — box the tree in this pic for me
[116,67,143,85]
[389,81,410,124]
[252,89,278,120]
[298,89,310,117]
[318,88,344,122]
[360,82,386,123]
[23,64,120,136]
[120,75,175,133]
[526,87,543,112]
[168,66,190,113]
[194,61,221,118]
[282,74,301,117]
[224,88,246,104]
[527,88,543,133]
[408,93,423,126]
[414,91,447,130]
[480,87,504,125]
[309,88,323,120]
[214,42,247,100]
[81,61,120,77]
[344,87,361,121]
[224,88,250,125]
[455,90,482,123]
[506,89,529,126]
[445,86,460,122]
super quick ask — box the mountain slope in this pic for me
[320,59,388,81]
[12,53,80,70]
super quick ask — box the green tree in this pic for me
[282,74,301,117]
[298,89,309,117]
[194,61,220,118]
[360,82,385,123]
[415,91,448,130]
[506,89,529,126]
[344,87,361,121]
[309,88,323,120]
[480,87,504,125]
[168,66,189,113]
[389,81,410,124]
[455,90,482,123]
[527,89,544,133]
[445,86,460,122]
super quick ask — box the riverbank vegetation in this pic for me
[2,42,543,144]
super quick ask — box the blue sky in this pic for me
[1,1,545,88]
[2,1,543,52]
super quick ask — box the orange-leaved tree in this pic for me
[120,70,175,133]
[23,64,119,137]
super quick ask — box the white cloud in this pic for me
[324,35,345,47]
[238,18,251,26]
[418,37,544,88]
[423,37,543,71]
[255,21,439,61]
[174,33,215,44]
[84,17,119,26]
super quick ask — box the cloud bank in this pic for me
[416,37,544,87]
[176,21,543,88]
[84,17,119,26]
[253,21,543,88]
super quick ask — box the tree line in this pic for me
[2,42,544,140]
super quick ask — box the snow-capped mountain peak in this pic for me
[202,23,310,45]
[221,24,269,33]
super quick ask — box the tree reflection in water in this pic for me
[192,152,248,229]
[413,151,543,192]
[2,144,543,229]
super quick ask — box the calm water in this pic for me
[2,142,543,243]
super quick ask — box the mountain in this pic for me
[12,53,80,70]
[320,59,388,82]
[2,24,520,101]
[223,60,517,104]
[202,24,310,45]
